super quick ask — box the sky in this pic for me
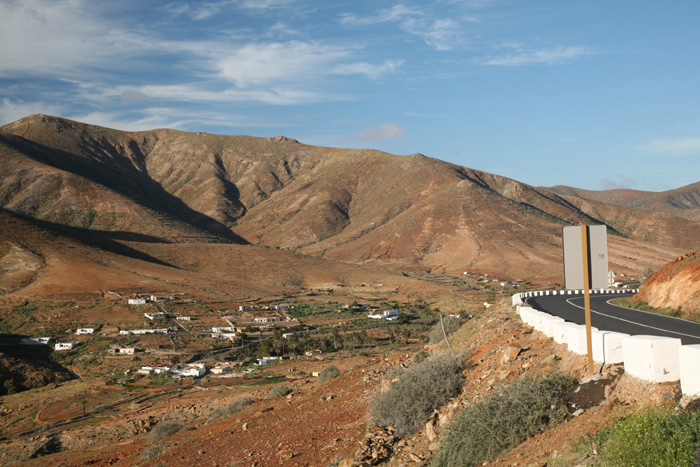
[1,1,699,192]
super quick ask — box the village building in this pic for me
[254,316,281,324]
[176,316,191,321]
[21,337,50,345]
[54,342,79,351]
[144,312,165,320]
[176,363,206,377]
[150,295,174,302]
[127,298,146,306]
[137,364,176,375]
[119,328,169,335]
[76,328,95,335]
[239,305,254,312]
[257,356,278,366]
[368,310,399,320]
[108,347,137,355]
[212,326,236,333]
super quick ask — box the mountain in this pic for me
[1,114,697,282]
[0,207,413,299]
[637,250,700,317]
[546,183,700,222]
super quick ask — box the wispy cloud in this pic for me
[600,176,638,190]
[338,5,467,51]
[638,137,700,157]
[332,60,405,79]
[215,41,351,88]
[356,123,407,142]
[0,98,63,125]
[482,46,592,66]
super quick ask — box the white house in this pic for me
[119,328,169,335]
[138,364,176,375]
[239,305,254,312]
[144,312,165,320]
[176,363,206,377]
[21,337,50,345]
[76,328,95,335]
[54,342,78,351]
[150,295,174,302]
[212,326,236,333]
[282,333,294,339]
[128,298,146,306]
[254,317,280,324]
[274,304,290,311]
[368,310,399,320]
[176,316,191,321]
[108,347,136,355]
[257,356,278,366]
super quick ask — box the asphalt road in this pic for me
[525,292,700,346]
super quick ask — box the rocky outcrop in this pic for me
[637,250,700,317]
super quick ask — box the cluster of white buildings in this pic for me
[367,310,399,321]
[137,362,206,377]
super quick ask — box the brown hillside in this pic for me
[637,250,700,317]
[0,208,418,301]
[2,114,697,280]
[547,182,700,222]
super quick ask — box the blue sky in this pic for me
[1,1,699,191]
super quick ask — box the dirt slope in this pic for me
[637,250,700,317]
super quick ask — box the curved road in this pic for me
[525,292,700,345]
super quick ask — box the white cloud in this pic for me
[639,137,700,157]
[356,123,406,142]
[338,5,465,51]
[0,98,63,125]
[482,46,592,66]
[0,0,112,77]
[216,41,351,87]
[332,60,404,79]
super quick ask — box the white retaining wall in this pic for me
[512,290,697,390]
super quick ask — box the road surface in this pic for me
[525,292,700,345]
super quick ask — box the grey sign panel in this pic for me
[563,225,608,290]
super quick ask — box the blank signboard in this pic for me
[563,225,608,290]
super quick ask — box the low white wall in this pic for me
[591,330,628,364]
[679,345,700,397]
[566,324,598,355]
[512,291,693,389]
[623,335,681,383]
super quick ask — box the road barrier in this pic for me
[512,290,697,392]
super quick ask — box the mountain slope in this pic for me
[1,114,698,280]
[546,183,700,222]
[637,250,700,317]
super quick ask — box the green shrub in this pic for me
[319,365,341,383]
[266,385,293,399]
[370,350,468,437]
[595,408,700,467]
[148,421,181,443]
[428,316,464,344]
[431,372,575,467]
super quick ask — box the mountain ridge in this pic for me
[1,114,697,281]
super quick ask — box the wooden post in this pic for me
[581,225,594,375]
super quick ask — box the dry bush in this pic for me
[431,372,575,467]
[370,350,468,437]
[319,365,341,383]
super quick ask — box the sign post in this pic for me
[580,226,594,375]
[563,225,608,376]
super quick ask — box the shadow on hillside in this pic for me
[0,334,77,396]
[5,210,180,269]
[1,133,249,244]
